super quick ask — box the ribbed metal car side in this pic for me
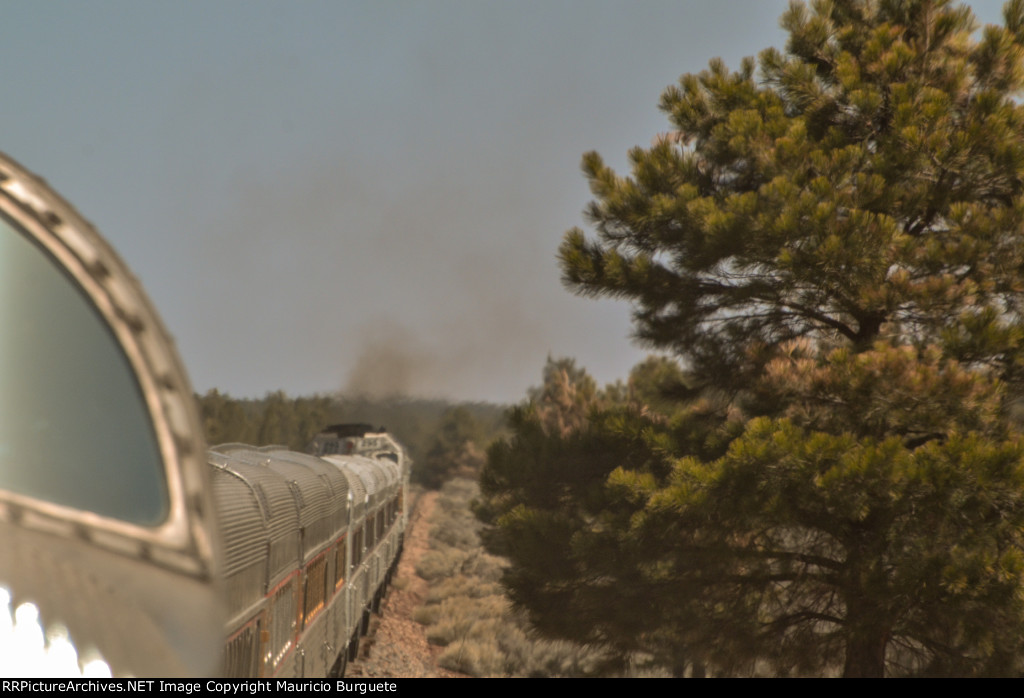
[212,448,302,591]
[321,454,371,648]
[210,446,302,677]
[208,451,269,627]
[262,450,354,671]
[342,456,392,596]
[264,451,341,678]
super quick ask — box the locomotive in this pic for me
[0,151,409,677]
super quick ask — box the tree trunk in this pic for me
[843,627,889,677]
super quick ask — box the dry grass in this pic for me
[413,477,603,677]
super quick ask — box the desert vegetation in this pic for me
[413,478,604,677]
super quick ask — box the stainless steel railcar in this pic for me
[210,429,409,678]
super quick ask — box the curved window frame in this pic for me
[0,154,214,578]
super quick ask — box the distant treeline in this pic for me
[195,389,507,488]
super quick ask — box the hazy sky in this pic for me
[2,1,1008,403]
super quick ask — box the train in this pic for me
[212,426,410,678]
[0,151,410,677]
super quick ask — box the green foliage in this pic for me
[479,361,740,676]
[560,0,1024,393]
[627,355,695,415]
[416,407,491,489]
[483,350,1024,676]
[528,357,603,435]
[647,419,1024,676]
[197,389,333,450]
[483,0,1024,677]
[198,388,249,446]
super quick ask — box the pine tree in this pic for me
[416,406,488,488]
[483,0,1024,676]
[198,388,249,446]
[561,0,1024,390]
[479,357,735,676]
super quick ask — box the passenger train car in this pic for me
[212,426,409,678]
[0,152,410,677]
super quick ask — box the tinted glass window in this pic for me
[0,216,168,524]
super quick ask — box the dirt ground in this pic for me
[344,490,466,679]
